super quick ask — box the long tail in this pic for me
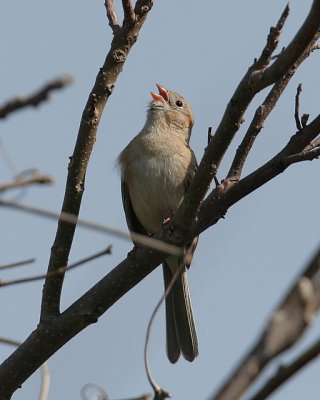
[163,256,198,363]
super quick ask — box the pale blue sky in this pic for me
[1,1,320,399]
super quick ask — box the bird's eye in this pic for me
[175,100,183,107]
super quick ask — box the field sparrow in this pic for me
[118,84,198,363]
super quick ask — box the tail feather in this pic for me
[163,265,180,363]
[163,257,198,363]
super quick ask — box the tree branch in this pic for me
[0,172,53,193]
[0,337,50,400]
[0,246,112,288]
[0,75,73,119]
[0,2,318,399]
[174,1,320,235]
[249,338,320,400]
[254,0,320,87]
[40,0,154,322]
[198,113,320,233]
[227,39,319,181]
[122,0,136,25]
[210,245,320,400]
[105,0,120,33]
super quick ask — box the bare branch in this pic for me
[249,338,320,400]
[144,256,191,400]
[40,0,153,324]
[254,0,320,87]
[0,198,182,256]
[0,246,112,288]
[105,0,120,33]
[134,0,153,19]
[254,3,290,69]
[0,75,73,119]
[227,38,318,181]
[174,1,320,237]
[122,0,135,25]
[284,146,320,165]
[0,337,50,400]
[0,172,54,193]
[210,245,320,400]
[198,112,320,234]
[294,83,303,130]
[0,258,35,271]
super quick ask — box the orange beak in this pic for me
[150,83,169,103]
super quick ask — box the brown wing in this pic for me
[121,180,148,241]
[184,147,199,265]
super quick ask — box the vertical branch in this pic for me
[40,0,153,321]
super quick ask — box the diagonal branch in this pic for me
[174,1,320,235]
[249,338,320,400]
[254,3,290,70]
[198,113,320,233]
[254,0,320,87]
[227,35,319,181]
[0,337,50,400]
[210,245,320,400]
[0,75,73,119]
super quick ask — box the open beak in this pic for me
[150,83,169,104]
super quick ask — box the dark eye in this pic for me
[175,100,183,107]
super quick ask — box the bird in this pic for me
[117,83,198,363]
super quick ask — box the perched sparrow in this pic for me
[118,84,198,363]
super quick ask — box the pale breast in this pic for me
[121,134,192,233]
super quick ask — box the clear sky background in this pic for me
[1,1,320,399]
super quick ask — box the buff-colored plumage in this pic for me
[118,84,198,363]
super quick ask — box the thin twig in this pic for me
[0,258,35,271]
[144,256,192,400]
[0,173,54,193]
[0,337,50,400]
[0,139,18,175]
[294,83,303,130]
[283,146,320,165]
[254,4,290,69]
[0,246,112,288]
[0,75,73,119]
[249,338,320,400]
[0,198,182,257]
[227,35,317,182]
[253,0,320,86]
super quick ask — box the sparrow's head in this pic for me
[148,84,194,142]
